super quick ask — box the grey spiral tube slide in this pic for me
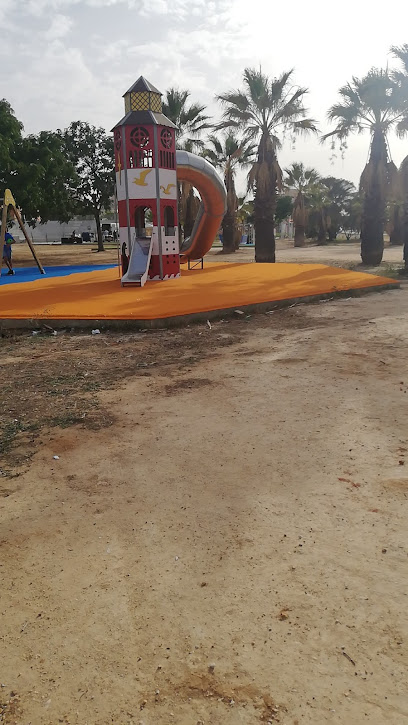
[176,150,227,261]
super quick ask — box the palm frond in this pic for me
[271,69,295,102]
[292,118,319,135]
[390,44,408,74]
[216,91,250,113]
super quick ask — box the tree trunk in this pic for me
[234,226,241,250]
[403,202,408,270]
[327,225,337,241]
[389,204,403,245]
[94,209,105,252]
[254,133,277,263]
[221,169,237,253]
[360,129,387,265]
[317,212,327,245]
[294,224,305,247]
[221,213,235,253]
[293,191,306,247]
[184,188,196,239]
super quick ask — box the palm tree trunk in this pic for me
[254,199,275,261]
[184,188,196,239]
[234,225,242,250]
[254,134,277,263]
[390,204,403,245]
[360,129,387,265]
[294,224,305,247]
[222,169,237,253]
[317,212,327,245]
[403,202,408,270]
[221,213,235,253]
[293,191,306,247]
[327,225,337,241]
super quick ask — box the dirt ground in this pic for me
[9,238,406,275]
[1,271,408,724]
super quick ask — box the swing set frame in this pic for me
[1,189,45,276]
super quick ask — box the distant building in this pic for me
[9,218,119,244]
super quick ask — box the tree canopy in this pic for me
[217,67,317,262]
[162,89,210,151]
[64,121,114,251]
[324,68,408,263]
[0,100,77,225]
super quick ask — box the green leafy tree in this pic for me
[16,131,77,224]
[0,99,23,190]
[275,195,293,226]
[284,163,320,247]
[64,121,114,252]
[341,192,363,239]
[217,68,317,263]
[0,100,76,225]
[237,197,254,224]
[323,68,407,264]
[204,132,255,253]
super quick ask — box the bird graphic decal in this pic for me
[116,154,122,185]
[160,183,176,195]
[133,169,152,186]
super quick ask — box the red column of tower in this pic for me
[112,77,180,284]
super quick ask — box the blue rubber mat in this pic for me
[0,264,115,285]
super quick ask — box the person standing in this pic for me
[2,231,15,275]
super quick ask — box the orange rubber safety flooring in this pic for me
[0,262,398,321]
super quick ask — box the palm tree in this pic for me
[320,177,356,241]
[284,162,319,247]
[391,45,408,253]
[162,88,210,151]
[323,68,408,264]
[162,89,211,238]
[204,132,255,253]
[390,44,408,89]
[389,202,403,245]
[217,68,317,263]
[401,157,408,271]
[307,181,331,244]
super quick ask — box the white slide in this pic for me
[121,237,153,287]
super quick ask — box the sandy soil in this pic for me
[1,281,407,724]
[10,238,406,274]
[207,240,405,273]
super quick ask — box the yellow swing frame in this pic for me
[1,189,45,275]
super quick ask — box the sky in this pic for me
[1,0,408,195]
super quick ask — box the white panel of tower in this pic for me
[127,168,157,200]
[116,172,127,201]
[159,169,178,200]
[119,227,129,253]
[162,227,179,255]
[150,227,160,255]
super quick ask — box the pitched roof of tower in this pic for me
[123,76,162,96]
[112,110,177,130]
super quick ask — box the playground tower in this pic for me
[112,77,180,283]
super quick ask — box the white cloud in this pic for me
[1,0,407,188]
[44,13,73,40]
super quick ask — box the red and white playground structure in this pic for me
[112,77,226,287]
